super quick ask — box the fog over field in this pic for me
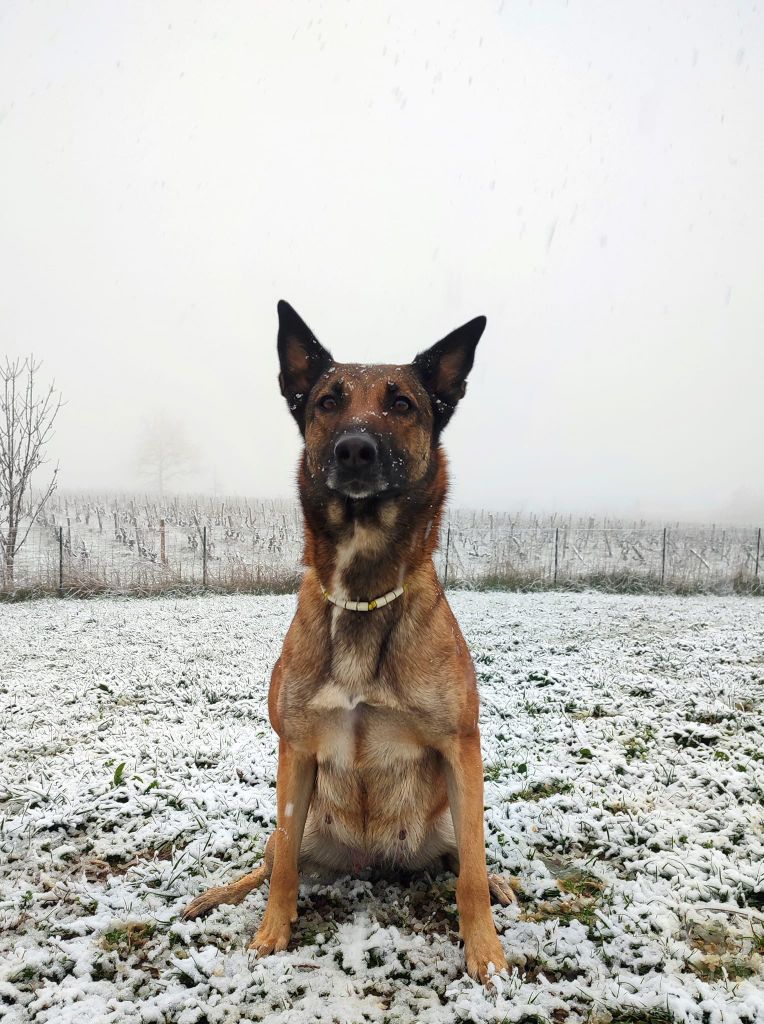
[1,1,763,523]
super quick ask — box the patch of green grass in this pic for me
[522,860,607,939]
[11,965,37,983]
[672,728,719,749]
[688,956,757,981]
[293,918,338,946]
[623,727,654,760]
[524,701,545,716]
[607,1013,674,1024]
[522,892,601,935]
[101,922,155,956]
[527,670,557,686]
[507,779,573,803]
[558,873,605,900]
[687,709,731,725]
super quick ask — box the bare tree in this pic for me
[0,357,62,585]
[136,415,197,495]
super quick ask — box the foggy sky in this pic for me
[1,0,763,524]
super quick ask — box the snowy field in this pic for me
[1,592,763,1024]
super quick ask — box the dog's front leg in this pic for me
[249,738,316,957]
[443,730,507,984]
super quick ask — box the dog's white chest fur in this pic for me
[308,680,419,770]
[302,678,446,869]
[308,682,367,712]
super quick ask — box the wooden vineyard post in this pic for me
[202,526,208,588]
[553,526,559,584]
[755,526,761,579]
[59,526,63,595]
[160,518,166,565]
[661,526,667,586]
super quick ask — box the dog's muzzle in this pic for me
[327,431,389,498]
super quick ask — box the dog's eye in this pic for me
[318,395,338,412]
[392,396,413,413]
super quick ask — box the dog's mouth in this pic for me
[326,467,390,499]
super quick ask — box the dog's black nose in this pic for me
[334,432,378,469]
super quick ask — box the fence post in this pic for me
[553,526,559,584]
[202,525,208,588]
[443,525,451,589]
[59,526,63,595]
[661,526,667,586]
[755,526,761,579]
[160,518,166,565]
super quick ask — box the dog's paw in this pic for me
[464,931,508,986]
[248,912,292,957]
[182,885,238,920]
[487,873,519,906]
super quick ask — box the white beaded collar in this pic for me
[321,583,406,612]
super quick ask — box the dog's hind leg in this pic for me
[443,836,518,907]
[183,832,275,920]
[487,873,518,906]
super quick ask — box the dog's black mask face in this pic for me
[276,300,485,500]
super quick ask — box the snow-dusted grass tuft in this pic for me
[1,592,763,1023]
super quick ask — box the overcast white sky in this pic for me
[1,1,762,523]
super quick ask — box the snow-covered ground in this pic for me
[1,592,763,1024]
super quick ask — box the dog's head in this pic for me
[277,300,485,501]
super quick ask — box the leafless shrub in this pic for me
[0,357,62,586]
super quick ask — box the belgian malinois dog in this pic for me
[184,301,514,983]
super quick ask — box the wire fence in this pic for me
[439,516,761,593]
[3,496,304,596]
[1,496,761,597]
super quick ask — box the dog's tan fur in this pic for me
[184,302,513,983]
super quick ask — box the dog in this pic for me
[183,300,514,983]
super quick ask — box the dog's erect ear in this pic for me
[412,316,486,437]
[277,300,333,433]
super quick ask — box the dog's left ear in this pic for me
[277,300,334,434]
[412,316,486,436]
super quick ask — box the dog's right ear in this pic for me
[277,300,334,433]
[413,315,486,438]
